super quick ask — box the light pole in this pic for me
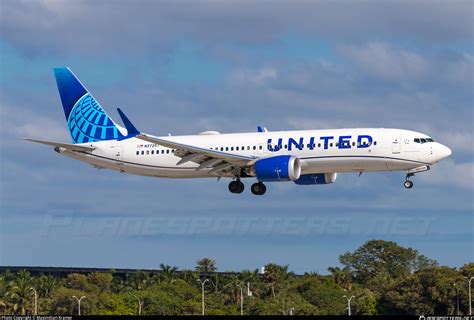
[453,283,460,315]
[197,279,209,316]
[466,277,474,316]
[288,307,295,315]
[237,285,243,315]
[343,295,355,316]
[72,295,86,316]
[30,287,37,315]
[129,292,144,316]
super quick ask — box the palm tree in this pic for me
[37,274,57,298]
[263,264,290,298]
[159,264,178,283]
[195,258,217,273]
[126,271,149,291]
[10,270,33,315]
[328,266,352,291]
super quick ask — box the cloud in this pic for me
[1,0,472,58]
[340,42,431,81]
[417,159,474,190]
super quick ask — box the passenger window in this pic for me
[236,147,239,151]
[146,150,149,155]
[374,141,377,146]
[259,145,263,150]
[231,147,234,151]
[151,150,154,154]
[247,146,250,150]
[318,143,321,148]
[352,142,355,147]
[136,151,139,155]
[226,147,229,151]
[330,143,333,147]
[335,142,339,147]
[253,146,256,150]
[166,150,170,154]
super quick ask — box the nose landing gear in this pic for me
[404,173,414,189]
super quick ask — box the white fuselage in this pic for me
[58,128,451,179]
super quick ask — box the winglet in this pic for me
[117,108,140,139]
[257,126,269,133]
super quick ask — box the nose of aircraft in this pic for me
[437,144,452,161]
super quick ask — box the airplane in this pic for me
[25,67,452,195]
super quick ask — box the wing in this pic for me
[115,107,256,176]
[137,133,255,175]
[23,138,96,152]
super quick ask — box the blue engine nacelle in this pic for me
[294,173,337,185]
[253,155,301,182]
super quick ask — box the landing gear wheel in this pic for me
[228,180,245,194]
[404,173,414,189]
[251,182,266,195]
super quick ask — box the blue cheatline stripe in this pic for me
[300,155,431,165]
[102,115,109,126]
[113,127,118,139]
[81,152,200,170]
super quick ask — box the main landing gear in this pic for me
[404,173,414,189]
[228,180,245,194]
[228,180,267,195]
[251,182,266,195]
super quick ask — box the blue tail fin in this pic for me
[54,67,125,144]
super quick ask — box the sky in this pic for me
[0,0,473,274]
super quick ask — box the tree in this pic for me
[263,264,291,298]
[9,270,33,315]
[327,266,352,291]
[295,275,346,315]
[159,264,178,283]
[339,240,436,287]
[356,289,377,315]
[195,258,217,273]
[383,266,466,315]
[37,274,57,298]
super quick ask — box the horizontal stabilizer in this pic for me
[23,138,96,152]
[117,108,140,138]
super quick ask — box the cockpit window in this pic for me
[414,137,435,144]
